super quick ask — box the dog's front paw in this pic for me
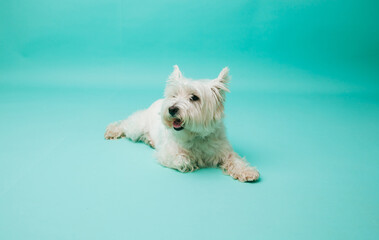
[177,163,199,173]
[231,167,260,182]
[172,156,198,172]
[104,122,125,140]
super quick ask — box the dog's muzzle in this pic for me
[173,118,184,131]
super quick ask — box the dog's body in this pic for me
[105,66,259,182]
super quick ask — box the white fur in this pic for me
[105,66,260,182]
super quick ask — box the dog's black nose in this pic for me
[169,106,179,116]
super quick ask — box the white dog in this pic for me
[104,66,260,182]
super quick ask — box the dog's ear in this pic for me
[168,65,183,83]
[212,67,230,94]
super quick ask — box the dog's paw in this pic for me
[231,167,260,182]
[174,156,198,173]
[104,122,125,140]
[177,164,199,173]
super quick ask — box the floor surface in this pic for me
[1,62,378,240]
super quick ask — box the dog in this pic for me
[104,65,259,182]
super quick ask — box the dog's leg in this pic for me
[162,156,198,172]
[156,148,198,172]
[220,152,260,182]
[104,110,148,141]
[139,133,155,148]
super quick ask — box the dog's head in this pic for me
[161,65,230,135]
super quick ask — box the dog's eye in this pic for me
[190,95,199,101]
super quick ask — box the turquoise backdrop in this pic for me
[1,1,378,239]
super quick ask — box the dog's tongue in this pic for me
[173,119,182,128]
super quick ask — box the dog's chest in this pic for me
[190,139,216,155]
[183,135,224,166]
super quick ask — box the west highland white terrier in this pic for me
[104,66,260,182]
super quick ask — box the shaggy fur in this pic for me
[105,66,260,182]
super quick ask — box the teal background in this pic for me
[1,0,378,239]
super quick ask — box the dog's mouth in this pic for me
[172,118,184,131]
